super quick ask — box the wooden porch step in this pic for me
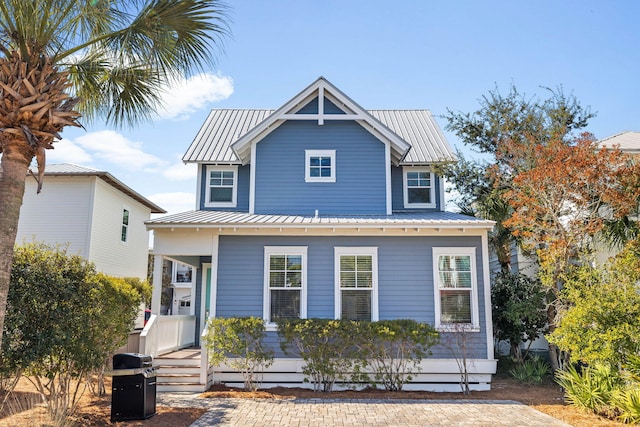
[154,347,207,392]
[157,382,207,393]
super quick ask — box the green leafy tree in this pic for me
[491,271,548,362]
[0,0,229,346]
[441,84,595,272]
[3,242,142,420]
[204,317,273,391]
[502,135,640,370]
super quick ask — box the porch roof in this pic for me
[146,210,494,230]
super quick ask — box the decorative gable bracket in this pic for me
[230,77,412,166]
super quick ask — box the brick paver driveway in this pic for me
[158,394,571,427]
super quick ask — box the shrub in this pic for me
[4,243,143,421]
[509,355,550,384]
[491,271,547,363]
[356,319,438,391]
[613,388,640,424]
[555,363,623,417]
[277,318,358,392]
[204,317,273,391]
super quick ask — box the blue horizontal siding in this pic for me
[254,121,387,215]
[214,234,487,359]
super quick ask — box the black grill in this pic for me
[110,353,157,422]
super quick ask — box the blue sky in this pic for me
[49,0,640,216]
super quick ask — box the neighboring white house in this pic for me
[595,131,640,265]
[16,163,165,280]
[599,130,640,154]
[170,262,194,315]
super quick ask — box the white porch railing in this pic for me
[200,326,210,385]
[139,314,158,357]
[139,314,196,357]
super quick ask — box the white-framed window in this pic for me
[205,165,237,207]
[172,262,193,285]
[263,247,307,328]
[403,167,435,208]
[432,247,480,330]
[121,208,130,243]
[305,150,336,182]
[334,247,378,321]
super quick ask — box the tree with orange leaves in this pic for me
[500,132,640,369]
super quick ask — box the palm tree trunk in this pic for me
[0,138,32,346]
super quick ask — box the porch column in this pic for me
[151,254,164,314]
[209,234,219,318]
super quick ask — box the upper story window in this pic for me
[263,246,307,329]
[305,150,336,182]
[432,247,480,331]
[403,167,435,208]
[172,262,193,285]
[121,208,129,242]
[334,247,378,321]
[205,165,237,208]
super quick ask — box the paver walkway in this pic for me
[158,393,571,427]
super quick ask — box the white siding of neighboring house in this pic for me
[17,176,95,259]
[88,177,151,280]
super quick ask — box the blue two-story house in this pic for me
[145,77,496,392]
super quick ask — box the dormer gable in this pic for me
[231,77,412,166]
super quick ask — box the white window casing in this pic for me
[172,262,193,285]
[432,247,480,331]
[263,246,308,330]
[403,167,436,209]
[205,165,238,208]
[305,150,336,183]
[334,247,378,321]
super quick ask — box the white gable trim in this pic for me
[385,142,392,215]
[231,77,411,166]
[249,141,257,214]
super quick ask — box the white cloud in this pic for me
[148,192,196,216]
[163,161,197,181]
[73,130,166,170]
[47,139,93,165]
[157,73,233,120]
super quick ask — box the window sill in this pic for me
[305,177,336,183]
[204,203,237,208]
[436,325,481,333]
[403,203,436,209]
[265,322,278,332]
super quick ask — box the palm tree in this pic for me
[0,0,229,345]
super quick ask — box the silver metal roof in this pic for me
[183,109,273,163]
[368,110,456,164]
[599,131,640,153]
[31,163,166,213]
[146,210,493,229]
[183,109,455,164]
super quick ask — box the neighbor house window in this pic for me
[121,208,129,242]
[305,150,336,182]
[205,165,237,207]
[172,262,193,284]
[433,247,479,330]
[264,247,307,327]
[403,167,435,208]
[335,247,378,321]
